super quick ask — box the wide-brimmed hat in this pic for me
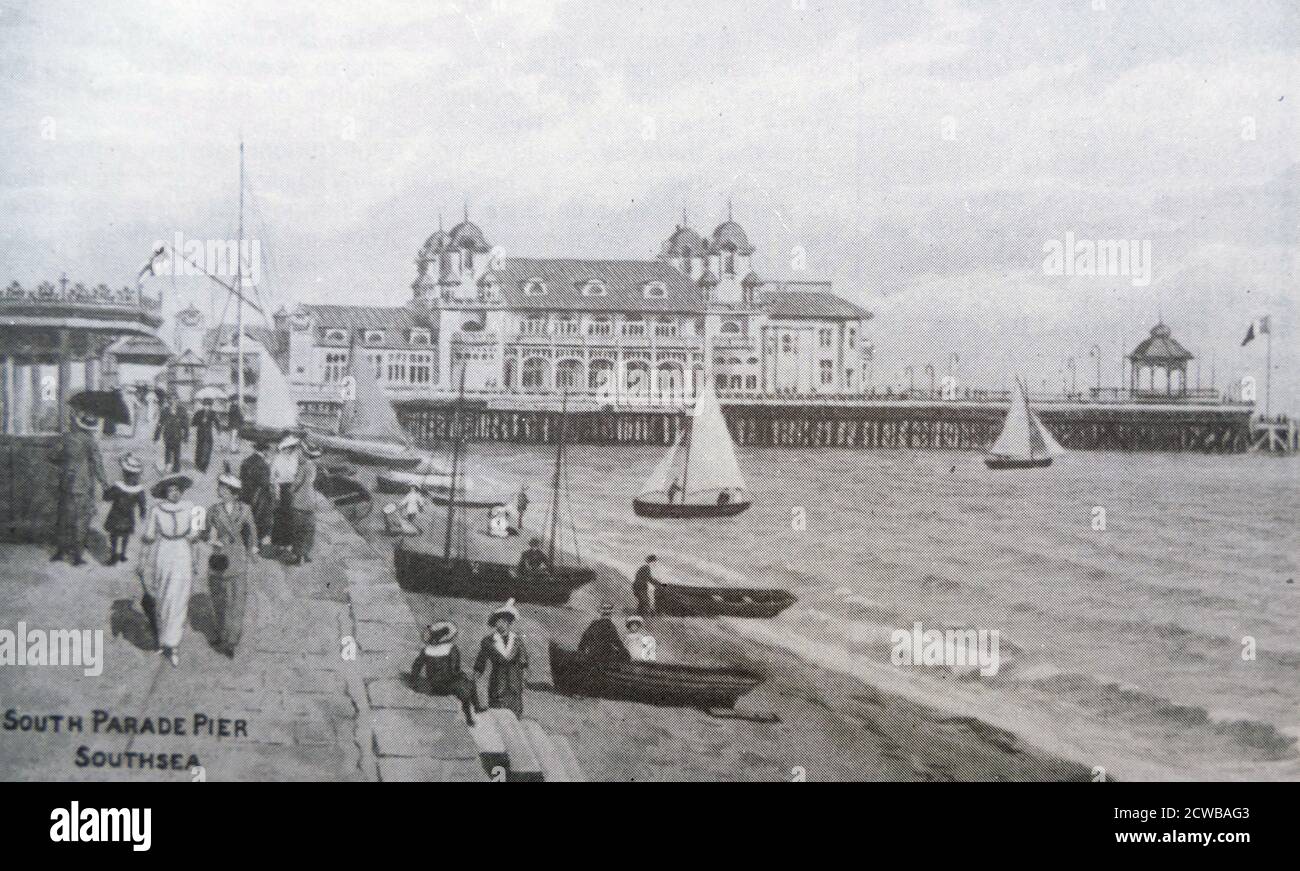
[73,412,100,430]
[382,503,397,515]
[278,435,300,451]
[151,474,193,498]
[645,554,657,563]
[217,473,242,492]
[426,621,458,643]
[488,598,519,625]
[625,615,645,629]
[119,453,144,474]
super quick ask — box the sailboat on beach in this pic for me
[240,341,300,443]
[633,381,750,518]
[984,377,1066,470]
[394,374,594,605]
[307,337,424,469]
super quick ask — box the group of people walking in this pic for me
[47,392,323,668]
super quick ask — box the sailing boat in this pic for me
[984,377,1066,470]
[240,341,300,443]
[633,380,750,518]
[307,336,424,469]
[394,375,594,605]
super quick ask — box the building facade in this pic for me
[206,212,873,408]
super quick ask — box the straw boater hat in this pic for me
[150,473,193,498]
[278,434,300,451]
[119,453,144,474]
[488,598,520,625]
[625,615,644,630]
[426,621,458,643]
[217,473,242,492]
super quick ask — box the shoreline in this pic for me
[351,489,1094,781]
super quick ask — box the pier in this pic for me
[391,394,1257,454]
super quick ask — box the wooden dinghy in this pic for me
[633,381,751,519]
[654,580,796,619]
[548,642,764,709]
[314,469,373,521]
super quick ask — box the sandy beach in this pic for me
[353,478,1093,782]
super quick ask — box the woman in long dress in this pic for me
[473,599,529,717]
[269,435,300,559]
[140,473,199,667]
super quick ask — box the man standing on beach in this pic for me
[633,554,658,617]
[515,484,529,532]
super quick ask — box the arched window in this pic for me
[589,358,615,392]
[720,321,741,334]
[521,357,550,390]
[556,359,584,391]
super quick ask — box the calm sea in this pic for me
[463,441,1298,781]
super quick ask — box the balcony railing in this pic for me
[2,280,163,312]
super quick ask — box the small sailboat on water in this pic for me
[985,377,1065,470]
[308,336,424,469]
[633,381,750,518]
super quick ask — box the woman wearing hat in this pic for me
[140,473,199,666]
[411,622,483,726]
[473,600,530,718]
[269,435,300,560]
[290,441,321,564]
[102,453,147,564]
[202,471,256,658]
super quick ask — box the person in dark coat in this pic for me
[411,622,483,726]
[516,538,551,578]
[578,603,631,666]
[155,402,186,473]
[47,412,108,565]
[103,453,147,564]
[238,441,274,547]
[633,554,658,617]
[203,472,256,658]
[191,399,218,473]
[474,599,529,718]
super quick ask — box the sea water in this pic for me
[464,442,1298,781]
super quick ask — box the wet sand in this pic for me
[350,481,1093,781]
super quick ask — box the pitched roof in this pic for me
[105,333,173,360]
[303,304,428,330]
[759,283,872,320]
[493,258,707,314]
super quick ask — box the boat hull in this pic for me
[632,497,751,519]
[314,471,373,521]
[655,581,796,619]
[375,471,452,495]
[984,456,1053,470]
[394,546,593,606]
[548,642,763,709]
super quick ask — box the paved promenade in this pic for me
[0,429,483,781]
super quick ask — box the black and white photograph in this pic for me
[0,0,1294,822]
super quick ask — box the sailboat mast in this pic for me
[679,401,694,497]
[442,365,466,560]
[1023,378,1035,460]
[234,140,245,417]
[547,390,568,565]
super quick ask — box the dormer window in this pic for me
[523,279,547,296]
[324,328,349,343]
[580,279,607,297]
[364,330,385,344]
[642,282,667,299]
[409,328,431,346]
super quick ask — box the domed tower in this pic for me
[411,219,447,308]
[658,211,708,281]
[708,202,756,305]
[446,207,492,300]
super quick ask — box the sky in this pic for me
[1,0,1296,409]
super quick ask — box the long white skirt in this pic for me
[148,537,194,648]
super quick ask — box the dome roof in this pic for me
[741,270,762,288]
[448,219,490,252]
[1150,322,1172,339]
[660,224,707,258]
[419,230,448,258]
[710,220,754,254]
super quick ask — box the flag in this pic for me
[1241,316,1270,347]
[136,245,166,281]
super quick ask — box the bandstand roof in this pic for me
[1129,322,1193,364]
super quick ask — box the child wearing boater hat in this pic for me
[410,621,484,726]
[103,453,148,564]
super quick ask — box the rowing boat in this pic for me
[548,642,764,708]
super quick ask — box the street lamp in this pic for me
[925,364,935,399]
[1088,344,1101,397]
[1065,356,1077,397]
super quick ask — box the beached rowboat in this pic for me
[548,642,764,709]
[394,547,594,606]
[653,581,797,619]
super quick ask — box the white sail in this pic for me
[339,344,410,447]
[988,379,1033,459]
[682,381,747,496]
[639,430,684,497]
[1031,412,1066,457]
[253,343,298,430]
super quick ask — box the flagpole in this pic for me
[233,140,245,452]
[1265,326,1271,418]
